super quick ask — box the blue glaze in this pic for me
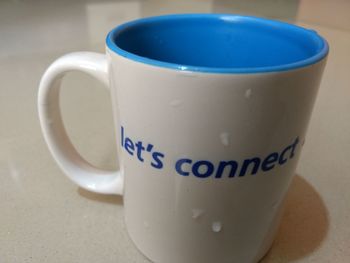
[106,14,328,73]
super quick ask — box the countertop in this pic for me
[0,0,349,262]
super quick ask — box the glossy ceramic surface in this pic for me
[1,1,350,262]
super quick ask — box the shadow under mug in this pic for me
[38,14,328,263]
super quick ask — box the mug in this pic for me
[38,14,328,263]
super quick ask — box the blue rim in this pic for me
[106,14,329,74]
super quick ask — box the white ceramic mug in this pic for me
[38,14,328,263]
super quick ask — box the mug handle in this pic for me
[38,52,123,195]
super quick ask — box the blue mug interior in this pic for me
[106,14,328,73]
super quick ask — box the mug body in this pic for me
[106,14,328,263]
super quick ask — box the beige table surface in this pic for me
[0,0,349,262]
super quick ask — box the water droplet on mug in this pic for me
[143,221,149,228]
[192,208,205,219]
[220,132,230,146]
[170,99,183,107]
[212,221,222,233]
[245,89,252,99]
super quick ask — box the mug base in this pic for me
[124,217,276,263]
